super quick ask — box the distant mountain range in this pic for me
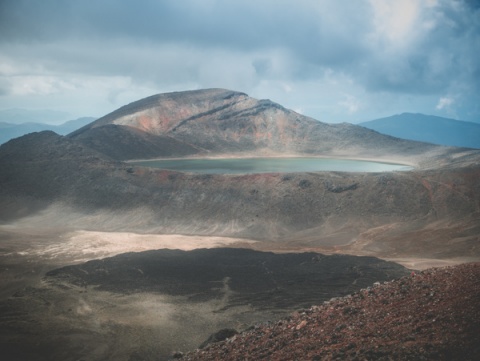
[0,108,71,124]
[0,117,95,144]
[360,113,480,149]
[2,106,478,151]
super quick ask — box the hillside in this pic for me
[1,130,479,260]
[2,89,480,258]
[184,263,480,361]
[69,89,451,166]
[360,113,480,149]
[1,89,480,259]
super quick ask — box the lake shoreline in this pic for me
[128,156,414,174]
[126,153,417,167]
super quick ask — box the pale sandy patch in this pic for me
[382,257,480,270]
[34,230,257,263]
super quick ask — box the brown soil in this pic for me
[184,263,480,361]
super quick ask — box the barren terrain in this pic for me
[1,226,409,360]
[1,89,479,360]
[184,263,480,361]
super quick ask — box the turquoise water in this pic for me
[130,157,412,174]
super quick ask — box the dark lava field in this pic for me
[1,248,408,360]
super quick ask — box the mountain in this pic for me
[56,117,96,133]
[0,117,95,144]
[0,108,70,124]
[0,122,51,144]
[69,89,445,166]
[360,113,480,149]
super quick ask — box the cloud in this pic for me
[361,0,480,95]
[0,81,10,96]
[338,94,361,114]
[1,0,477,93]
[369,0,421,48]
[436,96,454,110]
[0,0,478,122]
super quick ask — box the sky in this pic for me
[0,0,479,124]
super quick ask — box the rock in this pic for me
[199,328,239,349]
[296,320,308,330]
[171,351,184,359]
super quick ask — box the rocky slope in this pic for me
[1,130,479,260]
[68,89,478,168]
[1,89,480,260]
[0,131,124,220]
[183,263,480,361]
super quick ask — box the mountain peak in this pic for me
[70,88,250,137]
[68,89,452,162]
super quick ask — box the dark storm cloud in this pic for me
[0,0,479,122]
[0,0,373,89]
[0,0,369,65]
[2,0,477,92]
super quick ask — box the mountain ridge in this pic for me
[360,113,480,149]
[68,89,450,166]
[0,117,95,144]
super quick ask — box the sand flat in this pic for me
[0,227,257,265]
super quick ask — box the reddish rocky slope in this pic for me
[184,263,480,361]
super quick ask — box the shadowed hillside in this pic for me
[1,89,480,258]
[1,129,479,259]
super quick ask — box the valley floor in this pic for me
[0,225,478,360]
